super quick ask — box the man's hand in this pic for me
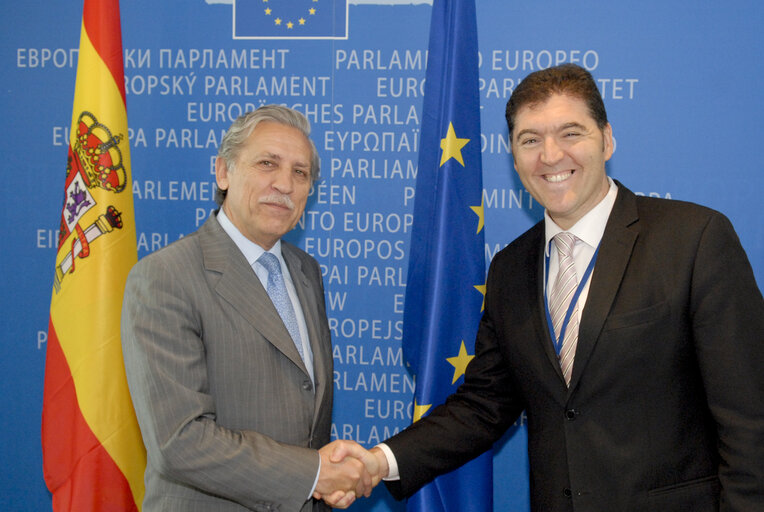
[333,443,389,486]
[313,440,388,508]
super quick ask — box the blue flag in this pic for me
[402,1,492,511]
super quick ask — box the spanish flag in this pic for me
[42,0,146,510]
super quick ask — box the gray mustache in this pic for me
[259,194,295,210]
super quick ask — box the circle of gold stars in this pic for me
[262,0,318,30]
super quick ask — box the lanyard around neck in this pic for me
[543,242,600,355]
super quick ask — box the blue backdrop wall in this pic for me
[1,1,762,510]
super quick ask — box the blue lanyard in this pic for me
[543,242,600,355]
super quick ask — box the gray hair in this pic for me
[215,105,320,205]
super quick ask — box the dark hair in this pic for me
[214,105,320,206]
[505,63,608,140]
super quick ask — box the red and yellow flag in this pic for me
[42,0,146,510]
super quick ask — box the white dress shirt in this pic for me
[543,177,618,320]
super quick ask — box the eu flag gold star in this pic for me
[446,340,475,384]
[413,400,432,423]
[440,122,470,167]
[469,196,485,234]
[474,284,486,312]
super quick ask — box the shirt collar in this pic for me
[216,208,283,267]
[544,177,618,255]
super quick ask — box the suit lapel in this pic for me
[528,225,568,383]
[282,242,331,426]
[199,215,308,374]
[567,184,639,392]
[283,243,328,385]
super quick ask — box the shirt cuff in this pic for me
[309,451,321,500]
[376,442,400,481]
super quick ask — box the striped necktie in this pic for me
[550,232,579,386]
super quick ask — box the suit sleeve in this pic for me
[384,256,526,499]
[121,253,319,511]
[690,212,764,511]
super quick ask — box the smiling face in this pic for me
[511,93,614,230]
[216,120,313,249]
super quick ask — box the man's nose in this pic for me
[271,168,294,194]
[540,137,563,166]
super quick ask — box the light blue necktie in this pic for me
[258,252,305,362]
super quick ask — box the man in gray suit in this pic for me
[122,105,373,511]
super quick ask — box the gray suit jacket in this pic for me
[122,214,333,512]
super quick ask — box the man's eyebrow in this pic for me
[558,122,587,131]
[514,128,540,141]
[256,151,311,171]
[257,151,281,161]
[514,122,588,141]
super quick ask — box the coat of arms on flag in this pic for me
[54,111,128,292]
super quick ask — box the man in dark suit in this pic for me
[332,64,764,511]
[122,105,372,511]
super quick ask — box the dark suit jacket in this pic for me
[122,214,333,512]
[385,184,764,511]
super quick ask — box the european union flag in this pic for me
[402,1,492,511]
[233,0,348,39]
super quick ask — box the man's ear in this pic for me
[510,143,519,173]
[603,123,614,161]
[215,156,229,192]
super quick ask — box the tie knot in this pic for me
[553,232,577,258]
[258,252,281,276]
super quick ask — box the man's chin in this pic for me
[264,219,298,237]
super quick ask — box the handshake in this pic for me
[314,440,390,508]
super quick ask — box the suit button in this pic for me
[565,409,578,420]
[302,380,312,391]
[563,488,573,498]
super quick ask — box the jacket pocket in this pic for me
[647,475,719,511]
[603,300,668,331]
